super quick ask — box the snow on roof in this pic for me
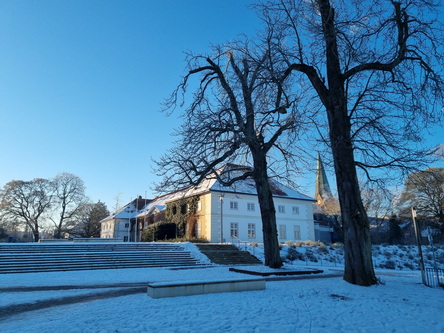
[138,164,314,216]
[101,198,151,222]
[207,164,315,201]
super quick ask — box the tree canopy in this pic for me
[398,167,444,229]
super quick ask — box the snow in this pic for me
[1,245,443,333]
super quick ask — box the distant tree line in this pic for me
[0,172,109,242]
[321,167,444,245]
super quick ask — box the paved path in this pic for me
[0,273,344,320]
[0,284,147,320]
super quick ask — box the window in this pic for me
[125,223,129,228]
[292,206,300,215]
[279,225,287,239]
[278,205,285,214]
[247,203,255,211]
[181,204,187,214]
[248,223,256,238]
[230,222,239,238]
[230,201,238,210]
[294,225,301,240]
[124,236,128,242]
[172,206,177,215]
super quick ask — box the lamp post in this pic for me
[219,193,224,243]
[412,207,426,285]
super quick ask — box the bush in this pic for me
[141,222,177,242]
[317,245,329,255]
[403,262,416,270]
[305,248,318,262]
[380,260,396,270]
[286,247,304,262]
[161,237,208,243]
[383,251,392,258]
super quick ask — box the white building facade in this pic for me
[137,165,316,243]
[195,190,315,243]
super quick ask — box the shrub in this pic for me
[305,248,318,262]
[403,262,416,270]
[317,245,329,255]
[159,237,208,243]
[286,247,304,262]
[380,260,396,270]
[383,251,392,258]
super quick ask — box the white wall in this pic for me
[210,192,315,243]
[100,218,130,241]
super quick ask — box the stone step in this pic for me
[0,242,204,274]
[0,243,182,253]
[195,244,262,265]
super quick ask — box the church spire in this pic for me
[315,152,332,205]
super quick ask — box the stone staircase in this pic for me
[0,243,203,274]
[195,244,262,265]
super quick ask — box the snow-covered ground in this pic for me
[1,243,443,333]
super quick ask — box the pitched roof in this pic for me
[209,164,314,201]
[100,197,151,222]
[137,164,315,217]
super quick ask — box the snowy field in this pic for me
[1,260,443,332]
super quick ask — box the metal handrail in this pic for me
[230,236,264,261]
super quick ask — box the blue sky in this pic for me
[0,1,264,210]
[1,1,442,212]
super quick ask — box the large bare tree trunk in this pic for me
[319,0,377,285]
[329,115,377,285]
[251,150,282,268]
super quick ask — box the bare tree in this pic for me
[51,172,89,239]
[398,167,444,229]
[361,183,394,243]
[156,40,306,268]
[255,0,444,285]
[0,179,54,242]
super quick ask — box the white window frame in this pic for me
[279,224,287,239]
[230,222,239,238]
[247,223,256,238]
[292,206,300,215]
[294,225,301,240]
[247,202,255,211]
[230,201,238,210]
[278,205,285,214]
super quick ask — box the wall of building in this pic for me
[100,220,115,239]
[196,193,213,241]
[100,218,129,241]
[203,192,315,243]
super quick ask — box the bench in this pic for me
[147,278,266,298]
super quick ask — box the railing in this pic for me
[230,236,265,262]
[425,268,444,288]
